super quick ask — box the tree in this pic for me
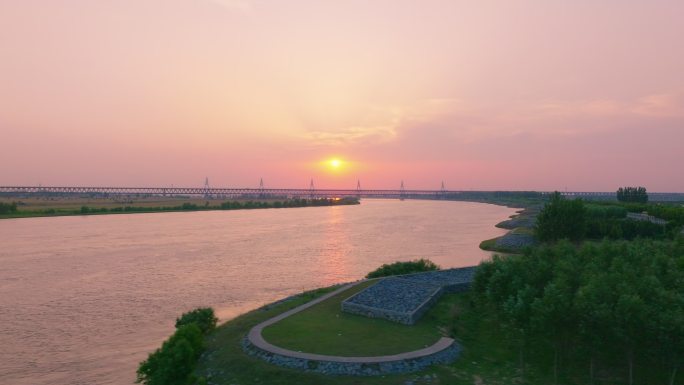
[531,244,582,384]
[175,308,218,335]
[136,324,203,385]
[536,192,587,242]
[652,289,684,385]
[617,187,648,203]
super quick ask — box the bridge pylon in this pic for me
[356,180,361,199]
[309,179,315,199]
[400,180,406,200]
[204,177,210,199]
[259,178,265,199]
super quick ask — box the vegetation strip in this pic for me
[137,308,218,385]
[0,197,359,219]
[245,280,459,372]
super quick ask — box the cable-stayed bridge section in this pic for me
[1,186,683,202]
[0,185,440,199]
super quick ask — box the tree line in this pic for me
[0,201,18,214]
[617,187,648,203]
[536,192,679,242]
[78,198,358,215]
[475,239,684,385]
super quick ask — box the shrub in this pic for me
[366,259,439,278]
[0,202,18,214]
[175,308,218,335]
[585,204,627,220]
[181,203,198,210]
[136,324,203,385]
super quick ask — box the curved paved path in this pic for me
[247,280,456,364]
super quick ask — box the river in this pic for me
[0,199,516,385]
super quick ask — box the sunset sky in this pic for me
[1,0,683,191]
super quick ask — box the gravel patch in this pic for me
[342,267,477,324]
[398,267,477,290]
[345,278,441,313]
[494,232,537,250]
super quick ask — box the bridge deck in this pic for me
[0,186,682,201]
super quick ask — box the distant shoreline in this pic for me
[0,197,360,220]
[0,192,544,221]
[479,206,539,253]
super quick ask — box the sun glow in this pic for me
[319,157,349,174]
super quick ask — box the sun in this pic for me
[320,157,348,173]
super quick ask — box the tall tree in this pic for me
[536,192,587,242]
[617,187,649,203]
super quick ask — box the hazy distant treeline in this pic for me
[0,202,18,214]
[78,197,358,214]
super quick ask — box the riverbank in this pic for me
[0,191,542,220]
[479,206,540,253]
[0,197,359,219]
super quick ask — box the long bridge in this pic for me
[1,185,683,201]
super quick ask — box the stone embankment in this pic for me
[242,336,461,376]
[341,267,477,325]
[482,207,539,253]
[494,232,537,250]
[242,282,462,376]
[341,278,442,324]
[496,215,537,229]
[398,267,477,292]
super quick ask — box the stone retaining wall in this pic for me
[243,282,463,376]
[494,232,537,250]
[241,337,461,376]
[341,267,478,325]
[341,278,443,325]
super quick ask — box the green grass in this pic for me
[479,237,521,254]
[0,199,358,220]
[511,227,535,235]
[261,280,443,356]
[479,237,498,251]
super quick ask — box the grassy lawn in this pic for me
[261,280,443,356]
[479,237,521,254]
[511,227,535,235]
